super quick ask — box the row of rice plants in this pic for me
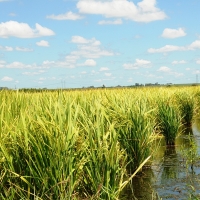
[0,86,200,199]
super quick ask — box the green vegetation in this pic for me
[176,91,195,127]
[0,86,200,199]
[157,99,182,145]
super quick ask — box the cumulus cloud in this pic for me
[123,59,151,69]
[157,66,183,77]
[79,59,96,66]
[71,36,101,45]
[99,67,109,71]
[36,40,49,47]
[148,40,200,53]
[69,36,114,59]
[189,40,200,50]
[162,28,186,39]
[0,60,6,68]
[196,60,200,64]
[98,19,123,25]
[77,0,167,23]
[71,36,91,44]
[0,45,13,51]
[0,21,55,38]
[148,45,186,53]
[1,76,13,81]
[157,66,171,72]
[172,60,187,65]
[195,70,200,74]
[6,61,32,69]
[0,60,52,70]
[105,73,112,77]
[0,36,115,70]
[0,45,33,52]
[46,11,83,20]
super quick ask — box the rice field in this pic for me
[0,86,200,199]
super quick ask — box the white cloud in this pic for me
[0,45,13,51]
[46,11,83,20]
[71,36,101,45]
[196,60,200,64]
[0,21,55,38]
[69,36,114,59]
[36,40,49,47]
[0,36,115,70]
[157,66,171,72]
[79,59,96,66]
[148,40,200,53]
[172,60,187,65]
[99,67,109,71]
[6,61,32,69]
[162,28,186,39]
[1,76,13,81]
[7,62,25,69]
[15,47,33,52]
[148,45,186,53]
[71,36,90,44]
[0,45,33,52]
[123,58,151,69]
[0,59,66,70]
[189,40,200,50]
[105,73,112,77]
[157,66,184,77]
[77,0,167,23]
[98,19,123,25]
[0,60,6,68]
[65,55,79,64]
[135,59,151,65]
[195,70,200,74]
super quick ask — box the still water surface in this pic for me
[124,120,200,200]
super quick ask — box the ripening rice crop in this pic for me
[0,86,200,199]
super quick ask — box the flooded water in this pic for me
[123,120,200,200]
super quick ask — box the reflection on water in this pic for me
[161,146,178,181]
[124,121,200,200]
[122,167,159,200]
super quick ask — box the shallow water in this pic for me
[124,120,200,200]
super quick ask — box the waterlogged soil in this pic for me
[123,120,200,200]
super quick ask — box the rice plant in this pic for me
[176,92,195,127]
[157,100,182,145]
[0,92,85,199]
[107,96,156,172]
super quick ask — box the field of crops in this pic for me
[0,86,200,199]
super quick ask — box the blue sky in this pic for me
[0,0,200,89]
